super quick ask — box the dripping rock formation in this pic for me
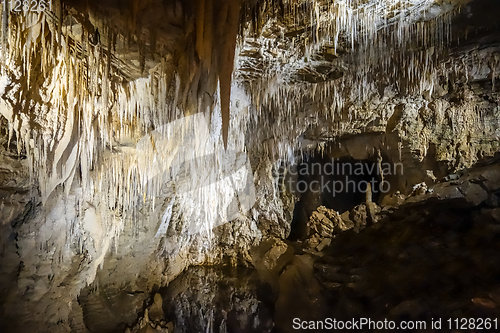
[0,0,499,332]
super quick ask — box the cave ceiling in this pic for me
[55,0,475,83]
[51,0,497,144]
[2,0,495,138]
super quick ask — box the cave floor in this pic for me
[67,161,500,333]
[86,197,500,333]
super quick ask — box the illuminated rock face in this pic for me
[0,0,499,331]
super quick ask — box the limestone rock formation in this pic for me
[307,206,353,238]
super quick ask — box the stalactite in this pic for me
[213,0,242,149]
[242,0,460,162]
[130,0,139,34]
[196,0,206,61]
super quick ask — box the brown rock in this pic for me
[307,206,355,239]
[263,238,288,269]
[307,208,336,237]
[350,204,368,232]
[366,201,381,224]
[304,235,321,249]
[316,238,331,252]
[137,324,161,333]
[390,299,426,317]
[380,191,406,207]
[481,168,500,192]
[459,181,488,206]
[148,293,164,323]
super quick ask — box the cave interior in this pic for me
[1,0,500,332]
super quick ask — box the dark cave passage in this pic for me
[289,155,382,240]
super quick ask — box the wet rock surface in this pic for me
[118,159,500,333]
[275,161,500,332]
[79,286,148,333]
[158,266,274,333]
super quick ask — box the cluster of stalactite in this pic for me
[2,0,496,260]
[239,1,478,167]
[0,0,255,256]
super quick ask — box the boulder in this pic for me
[263,238,289,270]
[458,181,488,206]
[148,293,164,323]
[380,191,406,207]
[307,206,355,238]
[316,238,331,252]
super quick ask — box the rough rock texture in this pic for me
[253,159,500,333]
[157,266,274,333]
[308,206,353,237]
[305,163,500,333]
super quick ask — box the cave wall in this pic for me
[0,80,292,331]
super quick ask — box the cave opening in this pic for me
[288,154,382,240]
